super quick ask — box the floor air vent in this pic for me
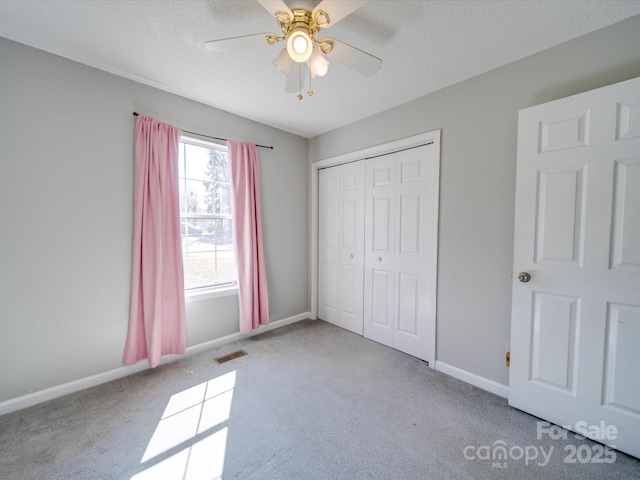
[213,349,248,364]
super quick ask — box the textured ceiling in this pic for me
[1,1,640,138]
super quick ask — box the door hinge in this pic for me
[506,341,511,367]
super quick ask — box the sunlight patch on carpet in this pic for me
[131,371,236,480]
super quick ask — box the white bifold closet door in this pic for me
[363,144,438,362]
[318,142,438,363]
[318,161,365,335]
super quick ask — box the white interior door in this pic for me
[509,76,640,459]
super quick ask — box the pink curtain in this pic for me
[122,115,186,367]
[228,140,269,333]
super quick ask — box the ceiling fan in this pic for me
[205,0,382,99]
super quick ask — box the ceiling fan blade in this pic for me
[204,33,270,53]
[257,0,293,21]
[325,39,381,75]
[313,0,369,27]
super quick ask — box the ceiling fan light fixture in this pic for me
[308,48,330,78]
[287,28,313,63]
[317,64,329,77]
[273,48,294,76]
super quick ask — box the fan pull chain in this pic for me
[307,68,314,96]
[297,63,303,100]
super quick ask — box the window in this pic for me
[178,136,236,291]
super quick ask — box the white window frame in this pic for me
[179,134,238,302]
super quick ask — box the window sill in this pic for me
[185,284,238,303]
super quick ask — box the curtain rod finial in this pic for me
[133,112,139,116]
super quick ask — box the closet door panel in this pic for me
[397,273,420,334]
[318,167,340,326]
[319,161,365,335]
[339,161,365,334]
[393,146,435,361]
[364,156,396,347]
[371,270,392,327]
[399,194,421,253]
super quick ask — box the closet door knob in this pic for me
[518,272,531,283]
[377,256,382,262]
[349,253,354,259]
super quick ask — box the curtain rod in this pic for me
[132,112,274,150]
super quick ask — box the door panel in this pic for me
[371,270,391,328]
[539,111,589,152]
[342,199,357,247]
[397,273,420,335]
[393,147,434,360]
[616,98,640,140]
[604,303,640,416]
[364,155,395,347]
[372,197,392,251]
[399,193,421,254]
[535,167,586,265]
[530,292,579,393]
[364,144,438,362]
[339,161,365,335]
[510,76,640,459]
[318,161,365,335]
[400,157,422,183]
[610,158,640,269]
[340,264,356,315]
[318,167,340,325]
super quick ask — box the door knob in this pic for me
[377,256,382,262]
[518,272,531,283]
[349,253,354,259]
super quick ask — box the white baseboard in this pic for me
[185,312,311,356]
[0,312,311,417]
[435,361,509,399]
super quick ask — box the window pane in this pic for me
[179,179,208,214]
[211,182,231,215]
[179,138,236,290]
[182,222,236,289]
[184,143,210,178]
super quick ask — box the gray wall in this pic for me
[309,16,640,387]
[0,38,309,402]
